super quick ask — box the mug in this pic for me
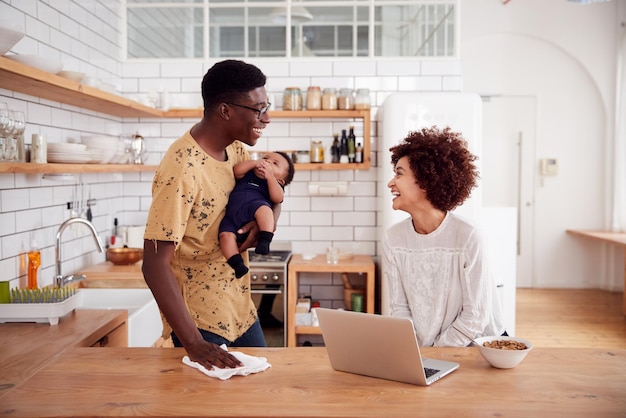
[351,293,363,312]
[120,225,145,248]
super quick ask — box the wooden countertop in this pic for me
[77,261,146,288]
[567,229,626,315]
[0,309,127,399]
[567,229,626,247]
[1,346,623,417]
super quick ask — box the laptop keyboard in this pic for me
[424,367,440,378]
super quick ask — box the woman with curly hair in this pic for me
[383,126,505,347]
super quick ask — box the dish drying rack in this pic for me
[0,288,80,326]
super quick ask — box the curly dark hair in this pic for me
[201,60,267,115]
[275,151,295,186]
[389,126,479,212]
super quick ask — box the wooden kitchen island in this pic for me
[0,346,623,417]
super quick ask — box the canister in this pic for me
[31,134,47,163]
[322,88,337,110]
[337,88,354,110]
[294,150,310,163]
[310,140,324,163]
[283,87,302,111]
[306,86,321,110]
[355,88,371,109]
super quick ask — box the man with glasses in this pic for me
[143,60,275,371]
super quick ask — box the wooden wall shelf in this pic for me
[164,108,372,170]
[0,56,371,172]
[0,57,162,118]
[0,162,157,174]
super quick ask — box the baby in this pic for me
[219,151,295,278]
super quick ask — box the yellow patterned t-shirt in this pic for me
[144,130,256,342]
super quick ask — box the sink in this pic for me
[77,288,162,347]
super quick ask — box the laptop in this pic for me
[315,308,460,385]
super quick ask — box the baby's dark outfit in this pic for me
[220,169,281,277]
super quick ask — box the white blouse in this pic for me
[383,212,505,347]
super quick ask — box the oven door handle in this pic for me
[250,289,283,295]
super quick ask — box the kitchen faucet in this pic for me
[55,217,105,288]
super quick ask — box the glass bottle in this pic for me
[283,87,302,111]
[348,125,356,163]
[330,134,340,163]
[322,88,337,110]
[27,240,41,289]
[339,129,349,163]
[306,86,322,110]
[355,142,363,163]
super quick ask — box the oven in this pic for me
[248,241,291,347]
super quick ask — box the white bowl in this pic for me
[80,135,119,147]
[473,336,533,369]
[47,142,87,152]
[0,20,24,56]
[80,135,120,164]
[57,70,85,82]
[5,54,63,74]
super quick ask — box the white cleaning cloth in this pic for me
[182,344,271,380]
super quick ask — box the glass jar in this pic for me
[310,140,324,163]
[337,88,354,110]
[355,88,371,109]
[306,86,322,110]
[283,87,302,111]
[322,88,337,110]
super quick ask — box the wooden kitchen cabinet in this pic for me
[0,56,371,173]
[286,254,375,347]
[87,321,128,347]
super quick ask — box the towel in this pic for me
[182,344,271,380]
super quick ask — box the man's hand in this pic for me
[237,220,260,252]
[187,339,242,370]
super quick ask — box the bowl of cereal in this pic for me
[473,336,533,369]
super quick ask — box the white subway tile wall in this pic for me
[0,1,459,315]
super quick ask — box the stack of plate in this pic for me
[47,142,101,164]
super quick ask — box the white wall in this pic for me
[0,0,622,296]
[462,0,624,290]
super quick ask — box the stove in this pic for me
[247,242,291,347]
[248,250,292,285]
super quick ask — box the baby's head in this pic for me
[263,151,295,186]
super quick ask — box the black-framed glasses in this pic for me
[226,102,272,120]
